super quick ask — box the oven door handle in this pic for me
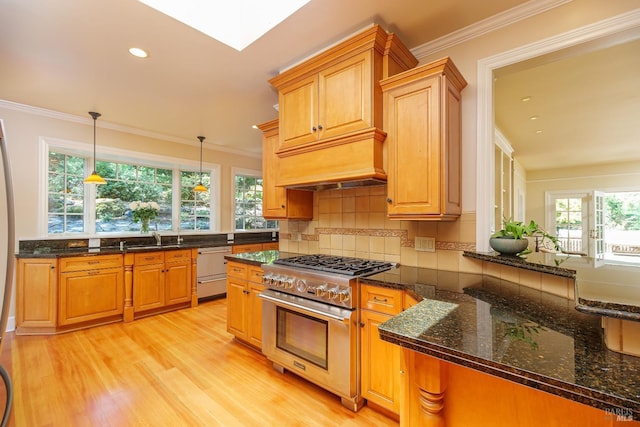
[258,292,351,324]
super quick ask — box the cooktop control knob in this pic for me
[327,287,339,300]
[315,284,328,297]
[284,277,295,289]
[338,290,350,303]
[262,273,272,285]
[295,279,307,292]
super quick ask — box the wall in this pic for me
[280,0,640,273]
[0,104,262,240]
[278,187,479,272]
[526,160,640,224]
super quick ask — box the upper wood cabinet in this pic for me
[268,25,417,189]
[258,119,313,220]
[381,57,467,221]
[277,51,374,149]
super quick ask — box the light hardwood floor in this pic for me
[0,298,398,427]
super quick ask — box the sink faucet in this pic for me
[152,231,161,246]
[176,230,183,245]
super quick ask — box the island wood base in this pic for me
[401,349,638,427]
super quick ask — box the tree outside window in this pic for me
[234,175,277,230]
[180,171,211,230]
[48,152,85,233]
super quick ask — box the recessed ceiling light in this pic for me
[251,125,259,130]
[529,115,539,121]
[521,96,532,102]
[535,130,543,134]
[137,0,311,51]
[129,47,149,58]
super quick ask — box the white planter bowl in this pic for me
[489,237,529,255]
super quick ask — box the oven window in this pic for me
[276,306,328,369]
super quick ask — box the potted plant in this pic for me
[490,218,561,256]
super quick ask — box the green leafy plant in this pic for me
[492,218,562,255]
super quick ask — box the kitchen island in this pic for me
[366,265,640,426]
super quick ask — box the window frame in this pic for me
[41,137,220,236]
[232,167,276,231]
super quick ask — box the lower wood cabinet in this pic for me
[132,249,192,316]
[16,258,58,334]
[226,261,265,349]
[360,284,404,415]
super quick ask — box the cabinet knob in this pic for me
[312,126,317,132]
[317,124,323,130]
[360,322,365,328]
[386,198,392,204]
[50,265,55,270]
[281,205,285,208]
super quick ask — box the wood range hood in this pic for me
[276,126,388,191]
[268,24,418,192]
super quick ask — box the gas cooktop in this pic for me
[274,254,396,277]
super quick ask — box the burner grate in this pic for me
[274,254,394,276]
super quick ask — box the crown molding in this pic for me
[0,99,261,159]
[411,0,572,60]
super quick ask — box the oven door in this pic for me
[259,289,360,404]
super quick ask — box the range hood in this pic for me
[276,127,388,191]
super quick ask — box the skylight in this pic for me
[138,0,310,51]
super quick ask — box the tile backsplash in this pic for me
[277,186,479,273]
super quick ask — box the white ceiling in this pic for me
[495,31,640,171]
[0,0,527,154]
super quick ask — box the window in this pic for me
[94,160,173,233]
[45,140,216,235]
[180,171,211,230]
[48,152,85,233]
[547,190,640,265]
[234,173,276,230]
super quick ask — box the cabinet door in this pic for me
[226,276,247,339]
[58,267,124,326]
[165,260,191,306]
[385,75,442,217]
[361,309,401,414]
[247,281,265,349]
[16,258,57,330]
[319,51,372,140]
[261,119,314,220]
[133,264,165,312]
[262,122,288,218]
[279,74,318,149]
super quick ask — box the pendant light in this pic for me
[83,111,106,185]
[193,135,207,192]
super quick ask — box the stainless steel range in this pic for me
[259,254,395,411]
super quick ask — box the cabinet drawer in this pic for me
[248,266,264,284]
[232,243,263,254]
[360,284,403,315]
[59,254,123,273]
[262,242,279,250]
[165,249,191,263]
[133,252,165,266]
[227,262,248,280]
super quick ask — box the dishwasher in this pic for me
[196,246,232,301]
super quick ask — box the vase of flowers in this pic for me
[129,201,160,233]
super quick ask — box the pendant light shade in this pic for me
[84,111,106,185]
[194,135,207,192]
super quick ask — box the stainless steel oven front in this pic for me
[259,289,363,411]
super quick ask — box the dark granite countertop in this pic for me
[224,251,299,266]
[464,251,640,322]
[16,231,278,258]
[365,266,640,416]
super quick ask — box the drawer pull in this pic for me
[372,297,388,303]
[88,260,100,265]
[144,257,156,261]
